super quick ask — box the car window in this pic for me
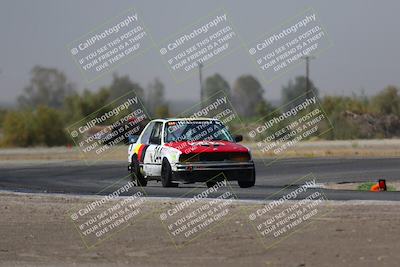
[140,122,155,144]
[149,122,163,145]
[164,120,233,143]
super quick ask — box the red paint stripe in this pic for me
[140,145,149,162]
[137,144,145,162]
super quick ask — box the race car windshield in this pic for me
[165,121,234,143]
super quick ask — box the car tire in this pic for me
[238,169,256,188]
[161,158,178,188]
[206,180,217,188]
[130,155,147,187]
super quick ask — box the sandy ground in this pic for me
[0,192,399,267]
[1,139,400,161]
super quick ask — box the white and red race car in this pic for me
[128,118,255,188]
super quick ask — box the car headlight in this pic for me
[230,153,251,162]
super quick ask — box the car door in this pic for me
[132,121,154,177]
[142,122,163,176]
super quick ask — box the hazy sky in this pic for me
[1,0,399,104]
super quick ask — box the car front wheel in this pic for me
[161,159,178,188]
[238,169,256,188]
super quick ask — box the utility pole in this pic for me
[198,62,203,106]
[302,56,315,98]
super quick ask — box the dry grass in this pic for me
[245,139,400,158]
[323,181,400,191]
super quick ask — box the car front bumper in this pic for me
[171,161,255,183]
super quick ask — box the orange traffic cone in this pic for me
[370,183,380,192]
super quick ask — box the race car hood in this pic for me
[165,140,249,154]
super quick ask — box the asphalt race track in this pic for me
[0,157,399,201]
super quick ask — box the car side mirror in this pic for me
[234,134,243,142]
[128,134,139,144]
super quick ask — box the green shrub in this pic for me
[2,106,68,147]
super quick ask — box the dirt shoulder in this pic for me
[0,192,399,267]
[323,181,400,191]
[247,139,400,158]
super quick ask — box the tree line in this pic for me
[0,65,399,147]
